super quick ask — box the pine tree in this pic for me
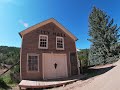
[88,7,120,65]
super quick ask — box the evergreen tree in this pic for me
[88,7,120,65]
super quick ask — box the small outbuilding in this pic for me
[19,18,79,81]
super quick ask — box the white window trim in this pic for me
[56,36,64,50]
[38,35,48,49]
[27,53,39,72]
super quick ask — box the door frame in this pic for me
[42,53,68,80]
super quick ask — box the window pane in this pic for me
[57,37,64,49]
[39,35,48,48]
[28,55,38,71]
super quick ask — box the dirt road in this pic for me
[77,60,120,90]
[52,60,120,90]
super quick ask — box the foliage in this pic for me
[78,49,89,67]
[0,46,20,84]
[0,77,10,90]
[0,46,20,65]
[2,73,13,84]
[88,7,120,65]
[10,70,20,83]
[77,49,89,74]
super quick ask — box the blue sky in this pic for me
[0,0,120,49]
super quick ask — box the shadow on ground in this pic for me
[80,65,116,80]
[25,65,116,90]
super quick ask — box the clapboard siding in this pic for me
[20,22,78,80]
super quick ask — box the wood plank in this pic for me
[19,79,77,89]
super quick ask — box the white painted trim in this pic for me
[38,35,48,49]
[27,53,39,72]
[42,53,45,80]
[64,54,68,77]
[20,37,23,80]
[19,18,78,41]
[69,52,72,76]
[56,36,64,50]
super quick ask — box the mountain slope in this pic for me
[0,46,20,65]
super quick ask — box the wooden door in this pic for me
[43,53,68,80]
[43,53,56,79]
[54,54,68,78]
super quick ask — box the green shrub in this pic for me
[0,77,10,89]
[2,74,13,84]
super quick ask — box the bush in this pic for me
[10,64,20,83]
[2,74,14,84]
[0,77,10,89]
[10,72,20,83]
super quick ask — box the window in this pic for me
[38,35,48,49]
[27,54,39,72]
[56,36,64,50]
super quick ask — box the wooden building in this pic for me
[19,18,79,80]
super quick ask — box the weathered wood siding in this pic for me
[21,22,78,80]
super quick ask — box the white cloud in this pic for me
[23,23,29,28]
[19,20,29,28]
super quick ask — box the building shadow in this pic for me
[25,65,116,90]
[80,65,116,80]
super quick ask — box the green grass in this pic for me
[0,73,18,89]
[0,77,10,90]
[2,74,13,84]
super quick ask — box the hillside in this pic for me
[0,46,20,65]
[0,46,20,90]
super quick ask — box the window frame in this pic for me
[56,36,64,50]
[38,35,48,49]
[27,53,39,72]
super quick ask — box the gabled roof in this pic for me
[19,18,78,41]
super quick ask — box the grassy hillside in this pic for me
[0,46,20,89]
[0,46,20,65]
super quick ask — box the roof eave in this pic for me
[19,18,78,41]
